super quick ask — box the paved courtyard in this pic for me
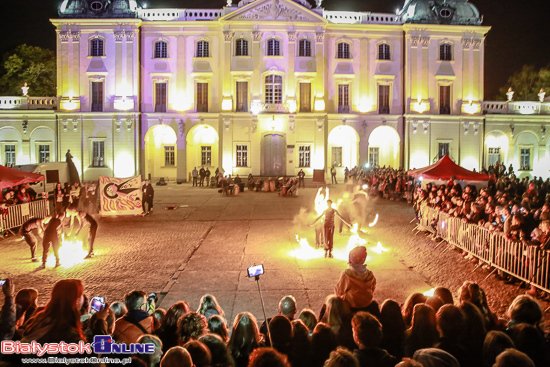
[1,183,547,325]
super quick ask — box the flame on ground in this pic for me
[290,235,325,260]
[369,242,389,254]
[45,235,89,267]
[423,288,436,297]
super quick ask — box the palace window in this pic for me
[378,85,390,114]
[440,43,452,61]
[155,82,167,113]
[299,146,311,167]
[438,142,450,160]
[338,84,349,113]
[90,38,104,57]
[91,81,103,112]
[236,81,248,112]
[164,146,175,166]
[197,83,208,112]
[4,145,15,167]
[196,41,210,58]
[332,147,342,167]
[154,41,168,58]
[265,75,283,104]
[299,83,311,112]
[92,141,105,167]
[298,39,311,57]
[439,85,451,114]
[267,39,281,56]
[337,42,350,59]
[38,144,50,163]
[369,147,379,167]
[236,145,248,167]
[520,148,531,170]
[201,146,211,166]
[236,39,248,56]
[378,43,390,60]
[488,147,500,166]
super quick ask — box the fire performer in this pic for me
[311,199,351,258]
[65,205,98,259]
[41,215,63,268]
[20,217,47,262]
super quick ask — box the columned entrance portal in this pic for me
[262,133,286,176]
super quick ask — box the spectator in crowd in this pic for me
[403,304,438,357]
[435,305,467,366]
[335,246,378,317]
[227,312,263,367]
[378,299,405,360]
[433,287,454,305]
[177,312,208,345]
[508,323,549,367]
[207,314,230,342]
[320,295,356,351]
[0,279,16,341]
[351,311,398,367]
[156,301,191,352]
[110,300,128,319]
[14,287,38,330]
[183,340,212,367]
[160,346,193,367]
[197,294,225,319]
[412,348,460,367]
[297,308,317,335]
[136,334,163,367]
[248,347,290,367]
[311,323,338,367]
[493,348,535,367]
[402,293,427,328]
[289,319,310,367]
[458,281,498,331]
[458,301,487,367]
[325,347,359,367]
[483,331,515,367]
[260,295,297,339]
[114,290,159,344]
[142,179,154,215]
[199,333,235,367]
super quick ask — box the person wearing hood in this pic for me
[335,246,378,317]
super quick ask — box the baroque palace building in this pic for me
[0,0,549,181]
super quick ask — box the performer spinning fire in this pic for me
[41,215,63,268]
[312,199,351,258]
[64,205,98,259]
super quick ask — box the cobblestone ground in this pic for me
[0,184,548,330]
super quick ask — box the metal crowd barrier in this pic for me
[418,204,550,294]
[0,200,50,233]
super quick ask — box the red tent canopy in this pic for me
[0,165,45,190]
[407,155,489,181]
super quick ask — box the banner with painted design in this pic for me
[99,175,143,216]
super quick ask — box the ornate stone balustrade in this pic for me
[0,97,58,110]
[482,101,550,115]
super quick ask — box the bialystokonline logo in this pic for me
[1,336,155,356]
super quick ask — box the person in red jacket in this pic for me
[335,246,379,317]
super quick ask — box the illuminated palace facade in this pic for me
[0,0,549,181]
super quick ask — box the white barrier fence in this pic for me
[417,204,550,294]
[0,200,50,233]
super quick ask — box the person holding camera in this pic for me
[114,290,160,344]
[312,200,350,258]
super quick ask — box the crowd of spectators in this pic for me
[1,245,549,367]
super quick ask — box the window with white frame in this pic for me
[298,39,311,57]
[155,82,167,113]
[236,39,248,56]
[196,40,210,57]
[369,147,379,167]
[488,147,501,166]
[197,83,208,112]
[164,146,175,166]
[440,43,452,61]
[338,84,349,113]
[439,85,451,114]
[378,43,390,60]
[332,147,342,167]
[90,38,104,57]
[265,75,283,104]
[4,144,15,167]
[266,39,280,56]
[236,145,248,167]
[91,81,103,112]
[378,85,390,114]
[92,141,105,167]
[201,146,211,166]
[299,145,310,167]
[520,148,531,170]
[337,42,350,59]
[155,40,168,58]
[38,144,50,163]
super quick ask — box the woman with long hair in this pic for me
[379,299,406,359]
[155,301,191,352]
[208,315,230,343]
[401,293,427,328]
[197,294,225,319]
[22,279,85,343]
[321,295,356,350]
[227,312,263,367]
[403,304,438,357]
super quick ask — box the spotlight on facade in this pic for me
[365,163,370,169]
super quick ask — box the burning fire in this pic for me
[369,214,379,227]
[290,235,325,260]
[44,235,89,267]
[423,288,435,297]
[369,242,389,254]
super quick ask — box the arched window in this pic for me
[154,40,168,58]
[236,38,248,56]
[265,75,283,104]
[196,40,210,58]
[266,39,281,56]
[336,42,350,59]
[378,43,390,60]
[90,38,104,57]
[298,39,311,57]
[440,43,452,61]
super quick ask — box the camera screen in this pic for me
[91,297,105,312]
[0,280,5,286]
[247,264,264,278]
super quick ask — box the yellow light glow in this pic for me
[267,117,283,132]
[314,99,325,111]
[412,100,429,113]
[62,100,79,111]
[191,125,218,145]
[250,100,263,115]
[114,98,134,111]
[288,100,297,113]
[369,241,389,254]
[44,236,88,267]
[114,152,136,177]
[359,98,374,113]
[423,288,435,297]
[222,98,233,111]
[462,101,481,115]
[290,235,325,260]
[172,95,193,112]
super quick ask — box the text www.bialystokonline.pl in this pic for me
[21,356,133,365]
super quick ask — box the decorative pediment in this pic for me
[221,0,327,23]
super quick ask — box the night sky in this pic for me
[2,0,549,99]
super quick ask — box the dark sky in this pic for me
[2,0,549,99]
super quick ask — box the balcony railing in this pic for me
[0,96,58,110]
[483,101,550,115]
[324,11,401,25]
